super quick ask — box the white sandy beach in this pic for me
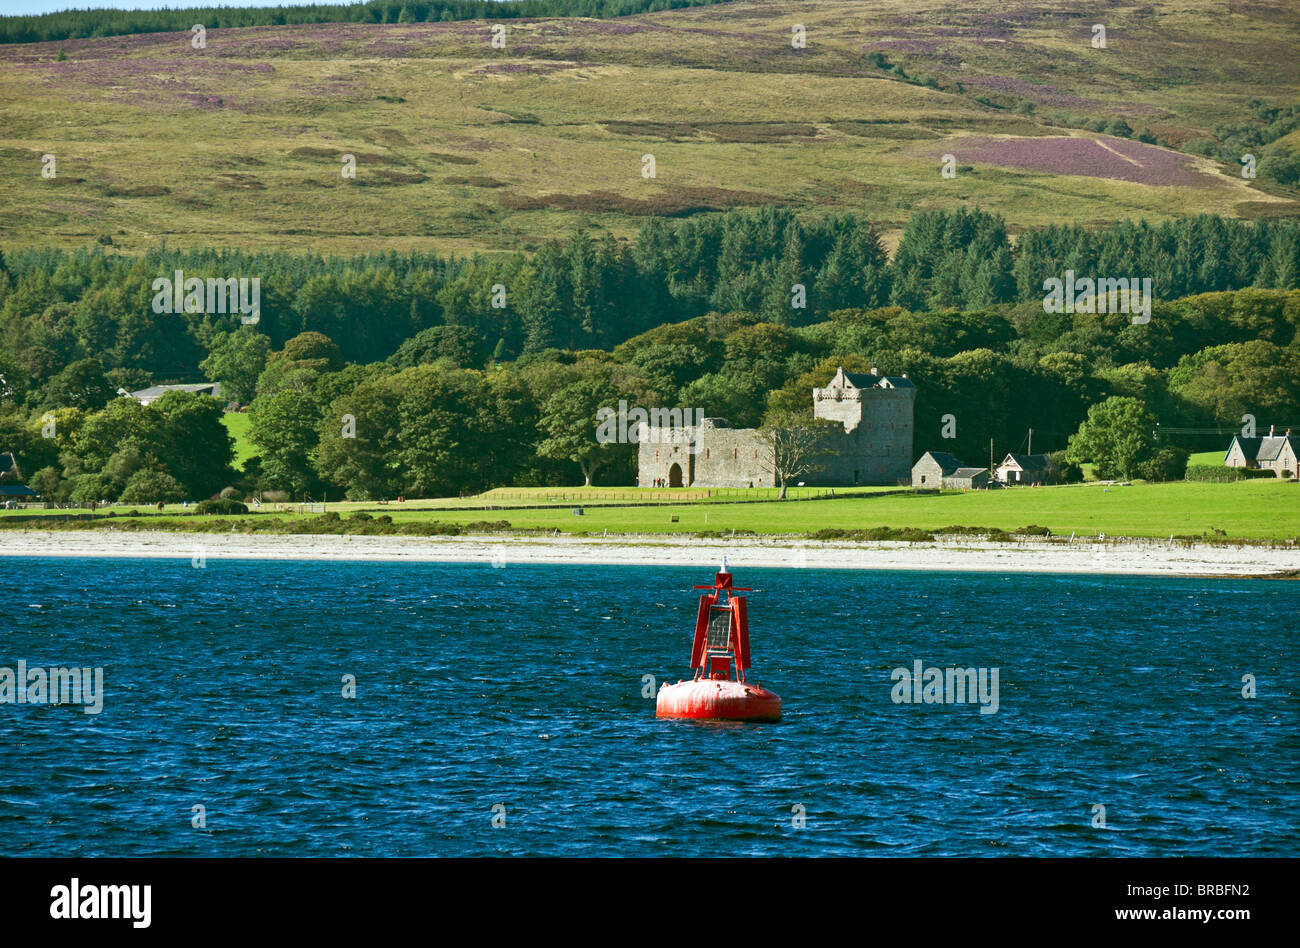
[2,529,1297,577]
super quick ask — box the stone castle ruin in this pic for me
[637,366,915,488]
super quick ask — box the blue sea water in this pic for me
[1,557,1296,857]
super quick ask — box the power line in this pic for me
[1156,423,1298,435]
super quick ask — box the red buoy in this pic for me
[656,563,781,723]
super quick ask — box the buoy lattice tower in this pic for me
[655,565,781,722]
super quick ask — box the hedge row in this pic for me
[1185,465,1282,482]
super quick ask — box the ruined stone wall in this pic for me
[691,427,775,488]
[636,429,694,486]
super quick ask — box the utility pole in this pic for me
[989,438,994,475]
[1028,427,1033,455]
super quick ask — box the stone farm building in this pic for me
[1225,427,1299,478]
[911,451,990,489]
[637,366,915,488]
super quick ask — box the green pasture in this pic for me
[6,480,1297,542]
[394,480,1300,540]
[221,412,259,470]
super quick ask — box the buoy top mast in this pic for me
[689,561,754,683]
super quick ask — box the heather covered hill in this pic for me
[0,0,1297,253]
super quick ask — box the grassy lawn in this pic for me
[222,412,258,470]
[390,480,1300,540]
[8,481,1296,542]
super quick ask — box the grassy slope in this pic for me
[221,411,258,469]
[0,0,1295,254]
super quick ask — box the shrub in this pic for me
[1260,150,1300,187]
[809,526,934,542]
[399,521,461,536]
[463,519,512,531]
[195,498,248,515]
[219,486,242,501]
[1136,446,1189,482]
[119,469,186,504]
[1047,451,1083,484]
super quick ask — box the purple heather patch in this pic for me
[961,75,1099,109]
[948,135,1217,187]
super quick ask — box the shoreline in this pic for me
[3,530,1299,577]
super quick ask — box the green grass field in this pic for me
[7,480,1297,542]
[1,0,1294,255]
[221,412,259,470]
[392,480,1300,539]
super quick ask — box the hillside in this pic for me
[1,0,1298,254]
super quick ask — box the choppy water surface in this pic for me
[2,557,1296,856]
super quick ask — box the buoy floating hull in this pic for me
[656,679,781,723]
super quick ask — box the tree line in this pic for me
[0,0,730,45]
[4,282,1296,504]
[2,208,1298,420]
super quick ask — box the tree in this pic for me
[759,409,830,498]
[249,389,324,498]
[150,390,233,499]
[1136,446,1189,482]
[29,465,66,501]
[200,329,271,405]
[1065,397,1158,480]
[68,473,110,507]
[256,331,343,400]
[39,357,115,411]
[1168,340,1300,424]
[536,370,623,487]
[119,468,186,504]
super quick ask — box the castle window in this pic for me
[706,448,710,459]
[734,448,738,459]
[753,449,758,459]
[655,451,659,461]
